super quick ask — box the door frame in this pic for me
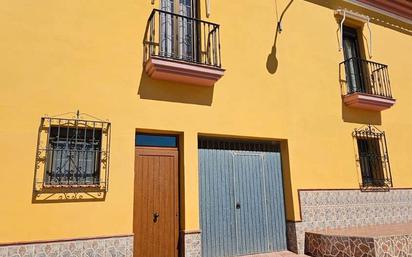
[133,132,181,257]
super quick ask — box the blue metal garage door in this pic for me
[199,139,287,257]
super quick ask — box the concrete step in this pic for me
[238,251,309,257]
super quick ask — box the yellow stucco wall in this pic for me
[0,0,411,243]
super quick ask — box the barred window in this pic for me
[34,115,110,191]
[353,125,392,189]
[46,127,102,185]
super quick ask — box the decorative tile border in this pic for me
[287,189,412,254]
[182,231,201,257]
[0,236,132,257]
[374,235,411,257]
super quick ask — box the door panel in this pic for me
[178,0,195,61]
[160,0,175,58]
[234,154,269,255]
[199,149,237,257]
[134,147,179,257]
[160,0,197,61]
[199,144,287,257]
[264,152,287,252]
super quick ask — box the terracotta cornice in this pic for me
[349,0,412,22]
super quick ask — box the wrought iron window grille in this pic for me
[34,111,111,192]
[353,125,392,191]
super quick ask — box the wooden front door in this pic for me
[134,146,179,257]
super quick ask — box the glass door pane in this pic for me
[343,27,364,93]
[160,0,197,61]
[160,0,175,58]
[178,0,195,61]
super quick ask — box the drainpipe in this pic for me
[366,18,372,58]
[339,10,346,51]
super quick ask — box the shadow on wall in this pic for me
[342,104,381,125]
[266,0,295,74]
[138,71,214,106]
[351,134,363,189]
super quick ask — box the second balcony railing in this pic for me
[339,57,393,99]
[143,9,222,68]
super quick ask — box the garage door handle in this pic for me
[236,202,241,209]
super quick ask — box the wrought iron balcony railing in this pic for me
[340,57,393,98]
[143,9,222,68]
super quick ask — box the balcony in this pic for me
[340,57,396,111]
[143,9,225,86]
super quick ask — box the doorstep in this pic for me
[305,222,412,257]
[238,251,309,257]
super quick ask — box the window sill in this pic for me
[40,184,105,191]
[360,184,392,192]
[43,184,101,188]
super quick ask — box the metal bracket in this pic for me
[335,9,372,58]
[206,0,211,17]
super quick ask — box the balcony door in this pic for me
[343,26,365,94]
[160,0,198,62]
[134,134,179,257]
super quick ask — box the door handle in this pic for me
[153,212,159,223]
[236,202,241,209]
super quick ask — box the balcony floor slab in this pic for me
[145,56,225,86]
[343,92,396,111]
